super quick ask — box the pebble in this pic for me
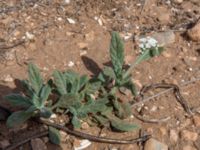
[3,74,14,82]
[193,115,200,127]
[81,122,89,130]
[31,138,47,150]
[173,0,183,4]
[182,145,197,150]
[68,61,75,67]
[187,22,200,42]
[0,140,10,149]
[78,42,88,49]
[67,18,76,24]
[63,0,70,4]
[181,130,198,141]
[144,138,168,150]
[80,50,87,56]
[151,30,175,46]
[25,32,35,40]
[169,129,178,143]
[74,139,92,150]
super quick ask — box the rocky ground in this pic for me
[0,0,200,150]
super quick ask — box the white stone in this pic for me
[68,61,74,67]
[74,139,92,150]
[67,18,76,24]
[144,138,168,150]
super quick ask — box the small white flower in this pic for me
[138,36,159,53]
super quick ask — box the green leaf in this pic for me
[70,78,80,94]
[4,94,32,108]
[39,84,51,106]
[20,80,34,97]
[6,110,34,128]
[40,107,52,118]
[53,71,67,95]
[110,32,124,76]
[79,75,89,89]
[56,93,81,109]
[28,63,43,94]
[122,80,137,96]
[71,116,81,128]
[94,115,110,127]
[103,66,116,80]
[110,116,138,132]
[49,127,61,145]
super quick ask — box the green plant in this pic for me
[5,63,52,128]
[4,31,164,145]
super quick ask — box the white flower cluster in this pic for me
[139,36,159,53]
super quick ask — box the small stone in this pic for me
[81,122,89,130]
[50,114,57,119]
[187,22,200,42]
[78,42,88,49]
[3,74,14,82]
[169,129,178,143]
[181,130,198,141]
[25,32,35,40]
[68,61,74,67]
[63,0,70,4]
[67,18,76,24]
[144,138,168,150]
[133,79,142,88]
[151,30,175,46]
[0,140,10,149]
[193,115,200,127]
[74,139,92,150]
[150,106,157,112]
[183,145,197,150]
[31,138,47,150]
[80,50,87,56]
[173,0,183,4]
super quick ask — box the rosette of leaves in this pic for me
[52,70,105,128]
[5,63,52,128]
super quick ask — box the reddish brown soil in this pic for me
[0,0,200,150]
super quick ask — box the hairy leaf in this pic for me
[71,116,81,128]
[56,93,81,109]
[103,66,116,80]
[6,109,34,128]
[39,84,51,106]
[110,32,124,76]
[49,127,61,145]
[28,63,43,94]
[79,75,89,89]
[110,116,138,132]
[4,94,32,108]
[40,107,52,118]
[94,115,110,127]
[53,71,67,95]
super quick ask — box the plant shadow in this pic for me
[81,56,102,76]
